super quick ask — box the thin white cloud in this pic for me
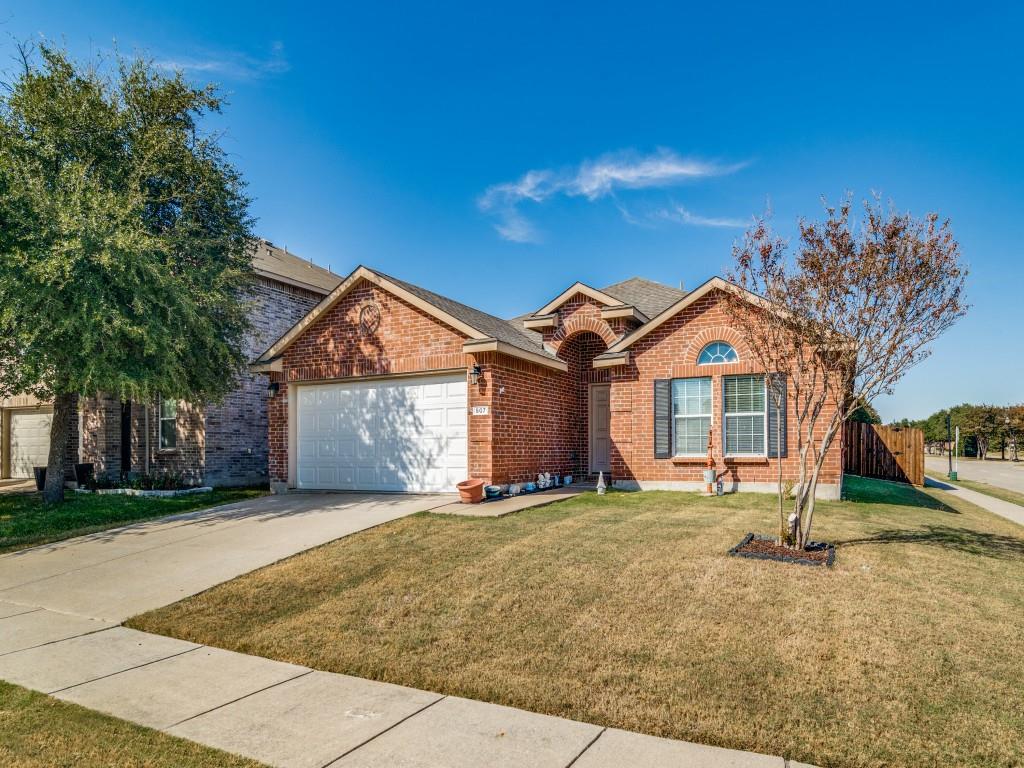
[478,149,746,242]
[156,41,289,81]
[655,204,749,229]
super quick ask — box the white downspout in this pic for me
[144,402,150,475]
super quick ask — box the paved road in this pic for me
[0,492,809,768]
[925,456,1024,495]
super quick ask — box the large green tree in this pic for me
[0,46,254,502]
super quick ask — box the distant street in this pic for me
[925,456,1024,494]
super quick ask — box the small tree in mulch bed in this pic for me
[723,196,967,551]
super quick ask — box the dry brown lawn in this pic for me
[129,477,1024,768]
[0,681,264,767]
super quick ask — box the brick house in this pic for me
[252,267,843,498]
[0,241,341,487]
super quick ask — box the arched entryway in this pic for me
[557,330,611,477]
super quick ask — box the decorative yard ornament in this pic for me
[596,472,606,495]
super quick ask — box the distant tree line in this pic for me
[891,404,1023,460]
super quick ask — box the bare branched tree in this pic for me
[724,196,967,547]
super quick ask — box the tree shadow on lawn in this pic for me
[842,475,959,514]
[839,524,1024,560]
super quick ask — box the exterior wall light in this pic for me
[470,364,482,386]
[267,382,280,397]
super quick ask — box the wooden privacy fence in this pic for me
[843,423,925,486]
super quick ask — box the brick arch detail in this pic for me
[551,315,618,352]
[683,327,750,367]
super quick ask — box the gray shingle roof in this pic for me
[376,271,555,359]
[600,277,688,319]
[252,239,342,294]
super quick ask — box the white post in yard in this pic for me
[596,471,606,495]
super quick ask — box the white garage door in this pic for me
[10,410,53,479]
[296,373,467,493]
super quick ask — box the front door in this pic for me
[589,383,611,474]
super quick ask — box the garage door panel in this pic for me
[296,374,467,493]
[447,406,467,427]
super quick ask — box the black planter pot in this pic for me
[33,467,46,492]
[75,463,95,486]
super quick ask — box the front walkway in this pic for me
[925,475,1024,527]
[0,493,815,768]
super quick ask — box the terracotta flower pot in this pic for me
[456,478,485,504]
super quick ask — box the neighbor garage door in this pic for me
[296,373,467,492]
[9,410,52,479]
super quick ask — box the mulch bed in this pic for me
[729,533,836,568]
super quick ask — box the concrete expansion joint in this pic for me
[165,666,316,730]
[50,640,202,695]
[318,693,449,768]
[565,726,607,767]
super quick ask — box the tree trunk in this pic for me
[43,392,75,504]
[777,413,784,544]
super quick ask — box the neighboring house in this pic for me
[252,267,843,498]
[0,241,342,486]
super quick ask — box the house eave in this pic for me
[600,305,649,323]
[592,352,630,369]
[249,357,284,374]
[253,268,334,296]
[522,313,558,330]
[462,339,569,372]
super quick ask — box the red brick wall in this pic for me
[609,289,843,492]
[467,352,578,485]
[281,281,468,383]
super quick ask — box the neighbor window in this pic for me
[159,398,177,450]
[697,341,738,365]
[724,375,766,455]
[672,377,712,455]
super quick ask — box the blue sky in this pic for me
[5,1,1022,421]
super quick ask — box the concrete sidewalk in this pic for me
[0,493,817,768]
[925,475,1024,527]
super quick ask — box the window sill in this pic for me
[157,448,179,455]
[723,455,768,464]
[671,456,709,464]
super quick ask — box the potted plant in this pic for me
[456,478,485,504]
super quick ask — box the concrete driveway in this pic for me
[925,455,1024,494]
[0,492,450,622]
[0,489,809,768]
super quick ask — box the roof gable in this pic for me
[534,282,625,315]
[603,277,774,354]
[254,266,559,367]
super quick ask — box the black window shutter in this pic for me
[654,379,672,458]
[767,373,788,458]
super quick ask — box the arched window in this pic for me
[697,341,738,365]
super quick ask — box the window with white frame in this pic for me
[159,398,177,450]
[698,341,738,365]
[723,375,766,455]
[672,377,712,455]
